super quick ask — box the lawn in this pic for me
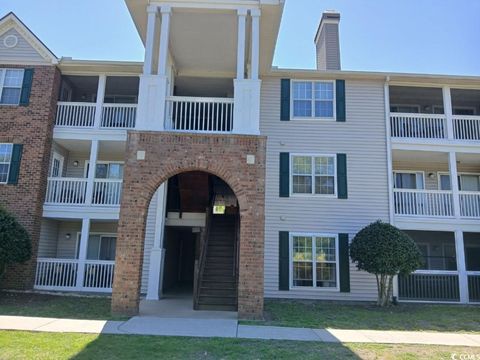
[0,330,475,360]
[242,300,480,333]
[0,291,126,320]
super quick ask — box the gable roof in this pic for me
[0,12,58,64]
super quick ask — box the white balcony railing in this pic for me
[34,258,115,291]
[55,102,96,127]
[165,96,234,133]
[394,189,454,217]
[92,179,123,205]
[390,113,447,139]
[460,192,480,218]
[453,115,480,141]
[45,178,87,205]
[101,104,137,129]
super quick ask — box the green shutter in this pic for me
[7,144,23,185]
[19,69,34,106]
[336,79,346,122]
[279,231,290,291]
[279,152,290,197]
[337,153,348,199]
[280,79,290,121]
[339,233,350,292]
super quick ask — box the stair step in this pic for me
[199,295,237,305]
[200,288,236,296]
[204,270,234,277]
[196,303,237,311]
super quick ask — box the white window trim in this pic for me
[393,170,425,190]
[83,160,124,178]
[290,153,337,198]
[290,80,336,121]
[0,143,13,184]
[437,171,480,191]
[289,232,340,292]
[75,232,117,260]
[0,68,25,106]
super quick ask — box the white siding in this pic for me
[141,188,159,293]
[260,78,389,301]
[0,28,45,63]
[38,219,59,257]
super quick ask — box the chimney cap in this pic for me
[315,10,341,44]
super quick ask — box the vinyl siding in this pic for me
[0,28,45,63]
[141,187,159,293]
[38,219,59,257]
[260,78,389,301]
[316,24,340,71]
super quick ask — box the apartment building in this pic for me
[0,1,478,319]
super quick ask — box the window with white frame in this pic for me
[291,155,335,195]
[292,81,335,119]
[291,234,338,289]
[0,144,13,183]
[85,161,124,179]
[0,69,24,105]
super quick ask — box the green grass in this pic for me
[0,330,475,360]
[242,300,480,333]
[0,291,127,321]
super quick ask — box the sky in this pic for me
[2,0,480,76]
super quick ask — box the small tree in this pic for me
[0,207,31,280]
[350,221,422,307]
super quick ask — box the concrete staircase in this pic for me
[197,215,237,311]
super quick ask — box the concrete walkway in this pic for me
[1,315,479,347]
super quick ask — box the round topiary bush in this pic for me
[350,220,423,306]
[0,207,31,280]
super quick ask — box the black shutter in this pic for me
[19,69,34,106]
[279,231,290,290]
[279,152,290,197]
[337,153,348,199]
[336,79,346,122]
[280,79,290,121]
[7,144,23,185]
[339,233,350,292]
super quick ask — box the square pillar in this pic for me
[443,86,454,140]
[76,218,90,289]
[157,6,172,77]
[143,6,158,75]
[448,152,461,219]
[455,230,469,303]
[94,75,106,128]
[250,9,261,80]
[85,140,99,205]
[236,9,247,80]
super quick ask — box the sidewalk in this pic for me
[1,315,479,347]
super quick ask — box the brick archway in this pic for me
[112,132,266,319]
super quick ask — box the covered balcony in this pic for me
[43,139,125,218]
[55,75,139,129]
[392,150,480,219]
[389,86,480,141]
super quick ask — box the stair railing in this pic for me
[193,207,212,310]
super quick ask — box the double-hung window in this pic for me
[0,144,13,183]
[292,81,335,119]
[0,69,24,105]
[291,155,336,195]
[291,234,338,289]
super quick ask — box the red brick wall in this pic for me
[112,132,266,319]
[0,65,60,289]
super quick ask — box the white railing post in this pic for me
[443,86,454,140]
[76,218,90,289]
[144,6,157,75]
[449,151,461,219]
[455,230,469,303]
[94,75,107,128]
[85,140,99,206]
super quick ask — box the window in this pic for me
[292,81,335,119]
[77,234,117,261]
[291,155,336,195]
[50,153,64,177]
[439,173,480,192]
[85,162,124,179]
[291,234,338,289]
[393,171,424,190]
[0,69,24,105]
[0,144,13,183]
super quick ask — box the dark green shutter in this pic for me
[7,144,23,185]
[279,152,290,197]
[339,233,350,292]
[280,79,290,121]
[19,69,34,106]
[337,153,348,199]
[336,79,346,122]
[279,231,290,291]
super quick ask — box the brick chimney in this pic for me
[314,11,341,71]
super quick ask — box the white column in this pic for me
[455,230,469,303]
[157,6,172,77]
[76,218,90,289]
[146,183,168,300]
[449,151,461,219]
[94,75,106,128]
[250,9,261,80]
[144,6,157,75]
[85,140,99,206]
[443,86,454,140]
[236,8,247,80]
[384,82,395,223]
